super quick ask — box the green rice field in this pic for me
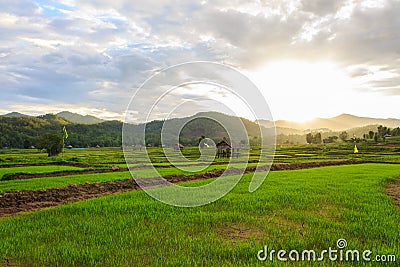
[0,144,399,266]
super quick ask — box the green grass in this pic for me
[1,164,399,266]
[0,165,84,179]
[0,147,125,165]
[0,164,236,194]
[1,142,399,167]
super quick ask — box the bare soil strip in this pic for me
[0,160,381,217]
[0,162,90,168]
[386,180,400,208]
[1,168,128,181]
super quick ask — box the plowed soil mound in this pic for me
[0,179,140,216]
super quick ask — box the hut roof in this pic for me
[216,140,231,148]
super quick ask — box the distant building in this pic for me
[132,144,143,151]
[173,143,184,151]
[216,140,231,158]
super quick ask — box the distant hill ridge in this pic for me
[2,111,399,130]
[57,111,104,125]
[258,113,400,132]
[3,112,30,117]
[3,111,104,125]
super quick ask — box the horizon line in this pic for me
[1,110,400,123]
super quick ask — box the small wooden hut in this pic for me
[173,143,184,151]
[216,140,231,158]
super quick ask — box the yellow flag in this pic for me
[63,126,68,139]
[354,144,358,153]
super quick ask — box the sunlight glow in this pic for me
[246,60,354,122]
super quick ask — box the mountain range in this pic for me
[3,111,104,125]
[258,113,400,133]
[279,113,400,131]
[4,111,400,130]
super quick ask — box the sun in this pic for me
[246,60,353,122]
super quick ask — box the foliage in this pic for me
[363,125,400,143]
[36,133,63,157]
[0,112,266,148]
[0,115,123,148]
[323,135,338,143]
[339,131,348,141]
[305,132,322,144]
[369,130,374,139]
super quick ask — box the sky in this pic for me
[1,0,400,122]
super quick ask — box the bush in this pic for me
[37,133,63,157]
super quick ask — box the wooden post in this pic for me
[62,135,65,160]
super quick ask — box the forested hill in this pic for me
[0,114,122,148]
[0,112,268,148]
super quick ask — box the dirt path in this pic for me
[0,160,378,217]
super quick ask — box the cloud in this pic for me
[1,0,400,120]
[300,0,345,16]
[0,0,39,16]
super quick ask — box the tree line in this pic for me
[305,125,400,144]
[0,114,260,151]
[0,115,122,149]
[362,125,400,142]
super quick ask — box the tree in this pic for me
[374,132,378,143]
[37,133,63,156]
[306,133,313,144]
[323,136,338,144]
[368,131,374,139]
[314,132,322,144]
[306,132,322,144]
[377,125,388,138]
[339,131,348,141]
[198,135,206,148]
[392,127,400,136]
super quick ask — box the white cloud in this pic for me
[1,0,400,121]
